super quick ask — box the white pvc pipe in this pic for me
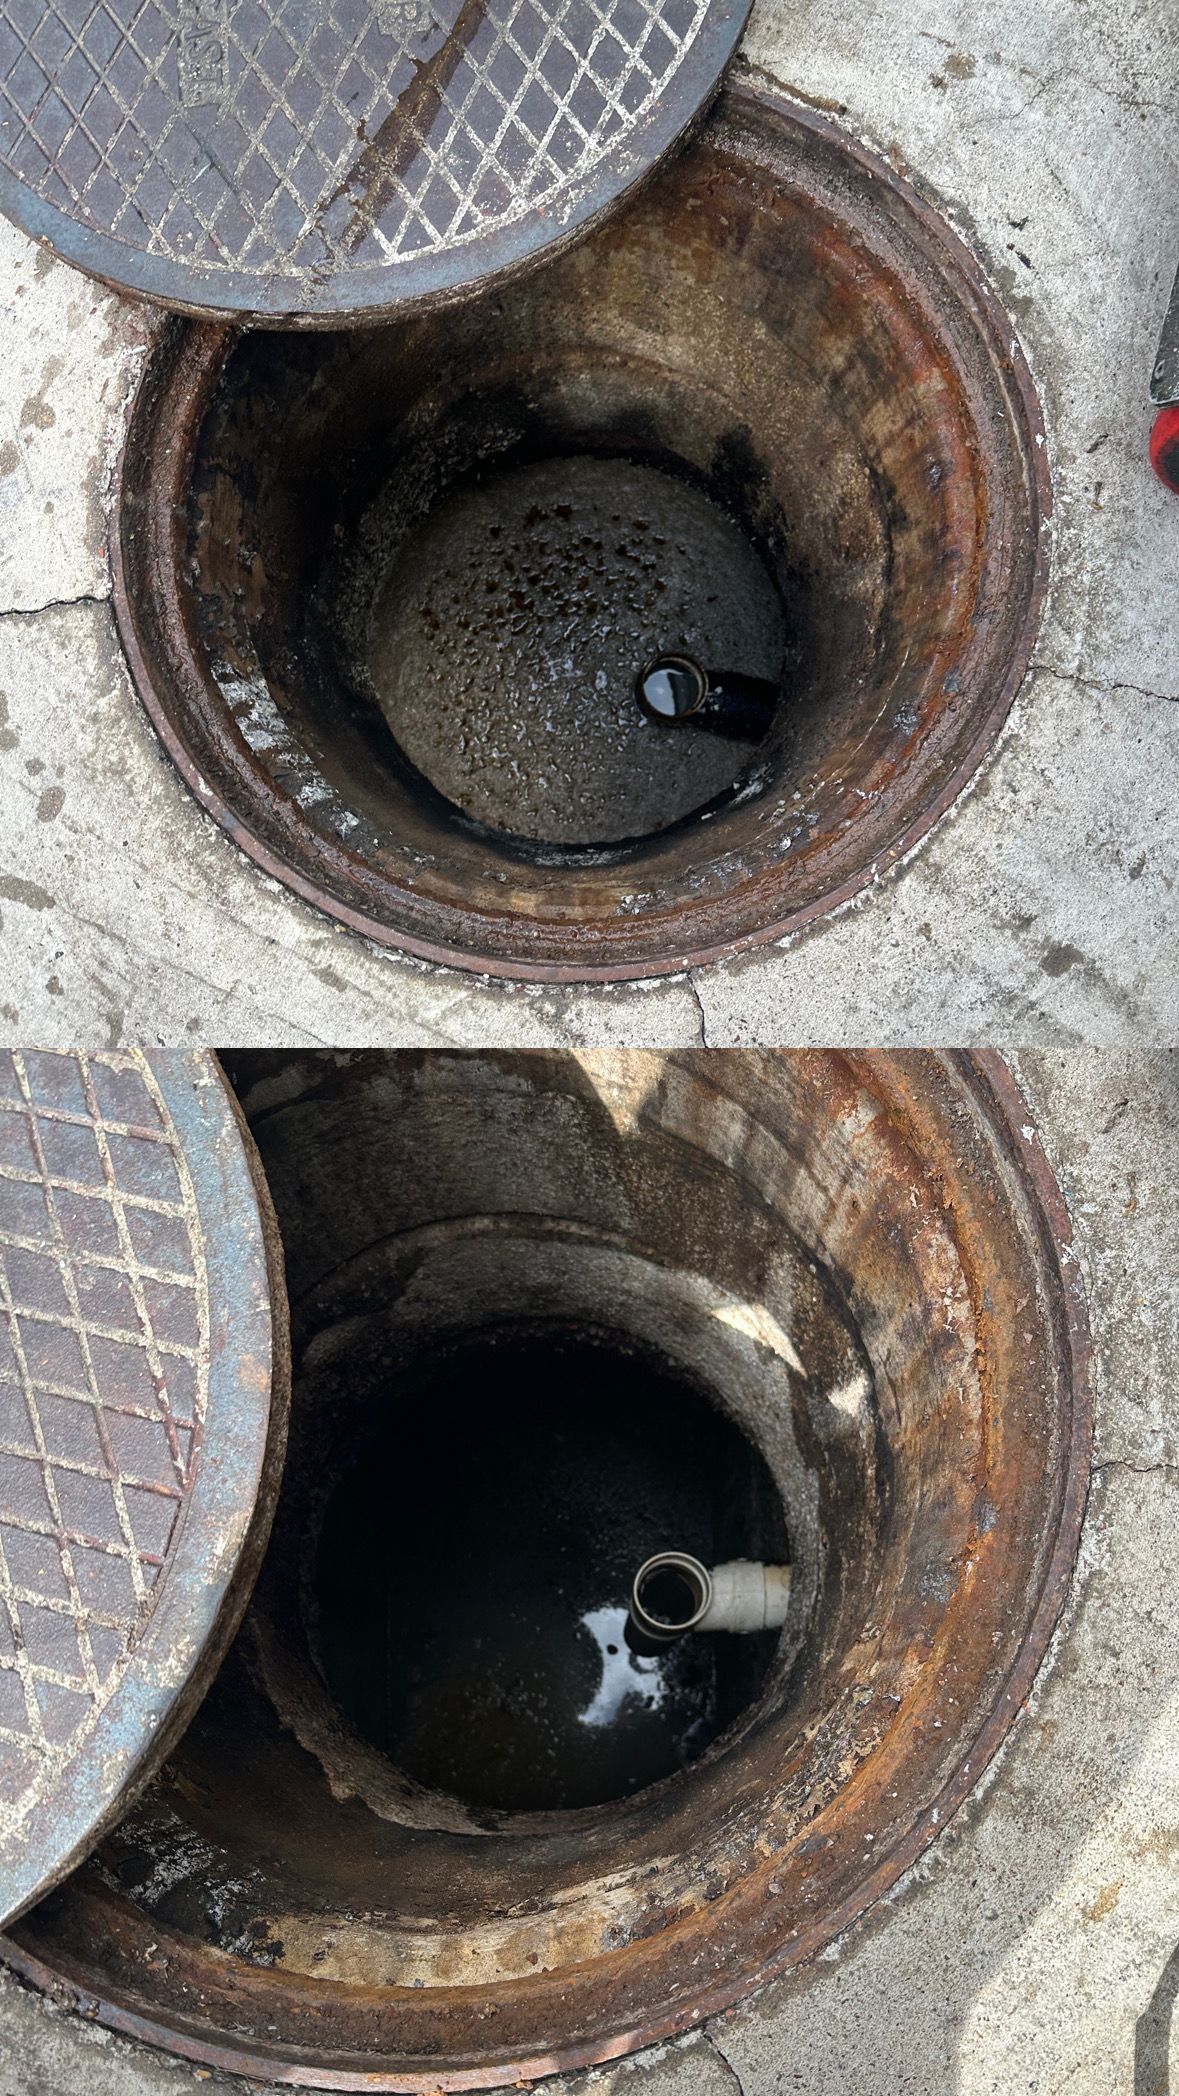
[630,1553,790,1640]
[698,1558,791,1633]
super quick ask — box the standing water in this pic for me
[312,1328,787,1813]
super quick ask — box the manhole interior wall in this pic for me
[114,81,1050,980]
[3,1050,1090,2091]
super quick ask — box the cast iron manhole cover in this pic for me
[0,1049,285,1929]
[0,0,750,321]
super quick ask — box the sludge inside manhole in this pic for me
[3,1051,1090,2091]
[114,80,1049,982]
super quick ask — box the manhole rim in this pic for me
[110,75,1053,984]
[0,1050,1093,2090]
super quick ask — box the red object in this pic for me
[1149,403,1179,493]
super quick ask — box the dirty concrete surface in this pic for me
[0,1047,1176,2096]
[0,0,1174,1044]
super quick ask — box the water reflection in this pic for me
[578,1605,668,1730]
[314,1329,783,1810]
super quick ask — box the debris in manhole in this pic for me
[356,453,787,846]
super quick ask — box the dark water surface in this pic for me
[313,1328,784,1813]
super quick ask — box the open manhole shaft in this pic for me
[112,82,1050,981]
[2,1050,1091,2092]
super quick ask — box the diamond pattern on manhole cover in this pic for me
[0,1050,285,1929]
[0,0,749,319]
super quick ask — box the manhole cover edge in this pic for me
[0,1051,287,1931]
[0,0,750,325]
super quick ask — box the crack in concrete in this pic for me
[687,974,710,1047]
[1093,1458,1179,1482]
[984,68,1065,126]
[967,61,1169,128]
[1067,75,1172,119]
[1039,661,1179,705]
[702,2029,745,2093]
[0,591,109,622]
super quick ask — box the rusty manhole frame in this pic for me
[0,1051,289,1930]
[0,1050,1092,2090]
[110,79,1053,984]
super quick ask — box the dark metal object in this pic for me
[3,1050,1091,2092]
[111,81,1050,982]
[0,0,749,323]
[636,652,778,740]
[0,1050,287,1929]
[1150,261,1179,405]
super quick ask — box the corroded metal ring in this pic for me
[111,82,1051,981]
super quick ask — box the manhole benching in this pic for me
[113,80,1050,980]
[2,1050,1091,2091]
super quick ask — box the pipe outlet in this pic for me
[629,1551,791,1652]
